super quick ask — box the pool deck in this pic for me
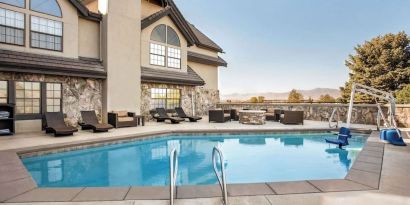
[0,118,409,205]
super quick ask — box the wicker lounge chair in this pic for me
[280,111,304,125]
[175,107,202,122]
[44,112,78,137]
[80,111,113,132]
[156,108,185,124]
[209,110,231,123]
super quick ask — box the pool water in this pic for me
[22,132,367,187]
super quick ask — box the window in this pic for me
[150,24,181,68]
[46,83,61,112]
[15,82,41,114]
[30,0,62,17]
[0,0,25,8]
[150,43,165,66]
[150,88,181,109]
[167,47,181,68]
[0,8,24,45]
[0,81,7,103]
[30,16,62,51]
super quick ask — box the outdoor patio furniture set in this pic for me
[150,107,202,124]
[208,108,304,125]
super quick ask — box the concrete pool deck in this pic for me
[0,118,409,204]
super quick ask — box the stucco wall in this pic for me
[217,103,410,128]
[141,83,219,120]
[188,62,219,90]
[0,0,82,58]
[188,45,219,58]
[101,0,141,115]
[141,0,163,19]
[141,15,188,72]
[0,71,103,132]
[78,18,100,59]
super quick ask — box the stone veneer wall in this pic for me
[141,83,219,120]
[217,103,410,128]
[0,72,103,126]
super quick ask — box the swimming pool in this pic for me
[22,132,367,187]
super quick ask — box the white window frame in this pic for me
[149,25,181,69]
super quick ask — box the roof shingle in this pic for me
[141,66,205,86]
[0,49,106,79]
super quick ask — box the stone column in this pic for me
[100,0,142,121]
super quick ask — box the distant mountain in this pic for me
[221,88,341,101]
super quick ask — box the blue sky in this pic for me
[174,0,410,94]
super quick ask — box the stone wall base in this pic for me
[217,103,410,128]
[0,72,103,127]
[141,83,219,120]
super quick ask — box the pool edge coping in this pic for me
[0,129,383,203]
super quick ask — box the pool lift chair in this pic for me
[325,127,352,149]
[345,83,406,146]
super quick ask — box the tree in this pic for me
[307,96,314,103]
[340,32,410,102]
[396,84,410,104]
[318,94,336,103]
[257,96,265,103]
[249,97,258,103]
[288,89,304,103]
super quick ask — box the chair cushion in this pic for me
[118,117,134,122]
[265,113,275,116]
[267,108,275,113]
[113,111,128,117]
[224,114,230,118]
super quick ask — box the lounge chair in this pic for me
[209,110,231,123]
[325,127,352,148]
[150,110,165,122]
[156,108,185,124]
[80,111,113,132]
[44,112,78,137]
[175,107,202,122]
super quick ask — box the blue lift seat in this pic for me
[325,127,352,148]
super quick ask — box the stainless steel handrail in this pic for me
[212,146,228,205]
[170,148,178,205]
[328,107,339,128]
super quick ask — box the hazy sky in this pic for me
[174,0,410,94]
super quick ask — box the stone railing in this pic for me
[217,103,410,128]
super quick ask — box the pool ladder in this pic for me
[169,148,178,205]
[169,147,228,205]
[212,146,228,205]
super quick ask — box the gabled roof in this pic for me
[69,0,102,22]
[141,66,205,86]
[141,6,195,46]
[0,49,106,79]
[141,0,224,52]
[188,24,223,53]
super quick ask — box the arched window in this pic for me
[30,0,62,17]
[150,24,181,69]
[0,0,25,8]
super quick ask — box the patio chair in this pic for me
[156,108,185,124]
[175,107,202,122]
[108,111,139,128]
[209,110,231,123]
[44,112,78,137]
[280,111,304,125]
[80,110,113,132]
